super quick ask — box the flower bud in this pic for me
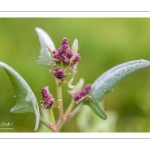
[54,69,66,80]
[41,87,55,109]
[71,54,81,65]
[74,84,91,101]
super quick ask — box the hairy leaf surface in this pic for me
[0,61,40,131]
[87,59,150,119]
[35,28,56,66]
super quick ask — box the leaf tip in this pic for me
[35,27,42,33]
[71,38,78,54]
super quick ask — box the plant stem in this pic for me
[40,116,56,132]
[49,109,56,128]
[56,102,83,132]
[56,101,74,132]
[63,100,75,120]
[68,102,84,120]
[56,80,64,121]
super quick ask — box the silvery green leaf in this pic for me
[35,28,56,66]
[71,39,78,54]
[0,61,40,131]
[87,59,150,120]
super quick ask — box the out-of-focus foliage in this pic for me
[76,106,118,132]
[1,18,150,132]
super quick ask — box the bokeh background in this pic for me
[1,18,150,132]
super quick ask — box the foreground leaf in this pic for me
[35,27,56,66]
[87,59,150,119]
[0,61,40,131]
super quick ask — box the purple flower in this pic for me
[62,37,68,44]
[62,37,69,48]
[74,93,81,101]
[74,84,91,101]
[54,69,66,80]
[51,38,81,81]
[71,54,81,66]
[63,57,69,64]
[41,88,55,109]
[66,49,73,58]
[53,50,61,60]
[52,38,75,66]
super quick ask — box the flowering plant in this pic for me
[0,28,150,132]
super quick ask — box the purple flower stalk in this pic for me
[41,88,55,109]
[74,84,92,101]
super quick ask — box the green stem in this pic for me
[56,80,63,120]
[63,100,75,120]
[40,116,56,132]
[50,109,56,128]
[56,102,83,132]
[56,100,74,131]
[68,103,84,120]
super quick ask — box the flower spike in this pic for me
[41,87,55,109]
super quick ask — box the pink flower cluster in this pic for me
[74,84,92,101]
[41,88,55,109]
[52,38,81,66]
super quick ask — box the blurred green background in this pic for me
[1,18,150,132]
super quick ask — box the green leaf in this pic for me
[87,59,150,120]
[0,61,40,131]
[35,27,56,66]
